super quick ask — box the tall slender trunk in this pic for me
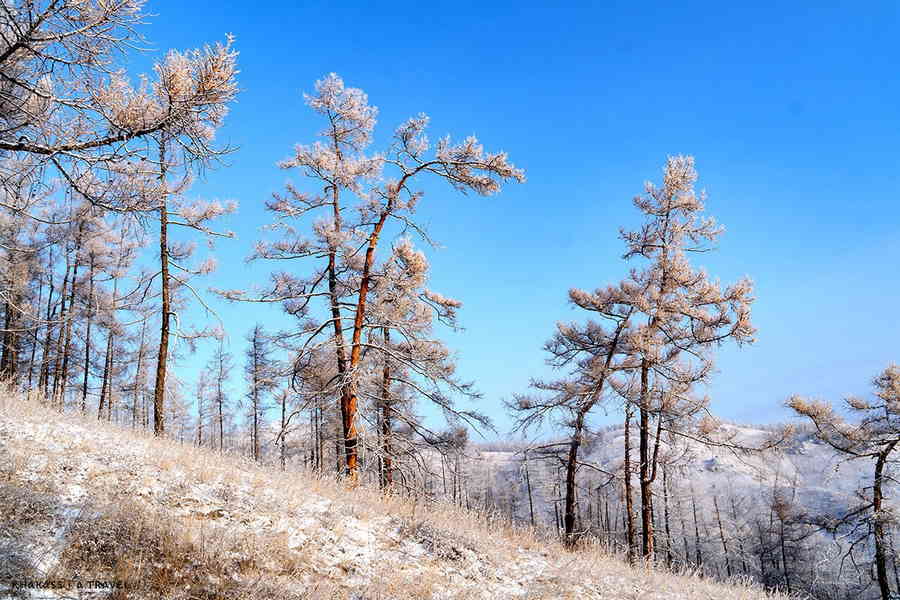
[563,408,585,547]
[874,441,898,600]
[524,449,535,528]
[153,139,170,436]
[50,260,71,408]
[624,403,636,561]
[553,483,561,534]
[453,454,460,505]
[638,360,654,558]
[778,515,790,590]
[604,491,612,545]
[37,253,55,396]
[251,345,260,461]
[252,395,259,461]
[5,302,20,384]
[663,466,673,567]
[565,319,626,547]
[98,275,119,421]
[80,258,94,413]
[58,222,83,407]
[132,320,147,429]
[313,398,321,471]
[0,292,21,383]
[379,328,393,489]
[26,269,44,390]
[98,331,113,420]
[217,384,224,452]
[729,497,748,575]
[714,495,732,578]
[691,486,703,568]
[324,181,352,470]
[1,302,13,378]
[676,489,690,562]
[343,197,396,480]
[197,389,204,448]
[280,393,286,471]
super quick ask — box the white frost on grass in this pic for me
[0,395,789,600]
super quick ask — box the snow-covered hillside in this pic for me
[0,391,788,600]
[458,422,895,600]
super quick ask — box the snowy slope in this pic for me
[0,392,788,600]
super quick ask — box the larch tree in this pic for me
[147,39,239,436]
[508,283,635,548]
[223,73,523,481]
[206,338,235,452]
[789,364,900,600]
[0,1,239,220]
[363,238,484,490]
[613,155,756,558]
[0,207,42,384]
[244,324,278,462]
[195,369,212,448]
[337,111,522,480]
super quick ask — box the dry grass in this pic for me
[0,389,794,599]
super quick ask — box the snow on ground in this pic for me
[0,396,787,599]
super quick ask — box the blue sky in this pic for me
[135,0,899,435]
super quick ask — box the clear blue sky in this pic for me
[136,0,899,435]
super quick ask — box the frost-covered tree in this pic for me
[205,338,235,452]
[508,285,635,549]
[790,364,900,600]
[612,155,756,558]
[509,156,754,556]
[244,324,278,461]
[224,73,523,481]
[0,1,239,217]
[363,238,483,489]
[149,88,238,436]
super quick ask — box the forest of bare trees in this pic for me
[0,3,896,600]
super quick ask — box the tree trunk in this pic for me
[729,497,748,575]
[37,254,55,397]
[624,403,636,561]
[639,360,654,559]
[98,331,113,420]
[132,320,147,429]
[58,222,83,408]
[778,516,790,590]
[26,269,45,390]
[873,441,898,600]
[1,303,12,378]
[524,449,535,528]
[324,182,351,472]
[152,139,170,436]
[217,387,224,452]
[714,495,732,578]
[343,203,394,481]
[251,346,260,461]
[50,260,72,408]
[280,393,286,471]
[197,390,204,448]
[379,328,393,489]
[691,486,703,568]
[663,466,673,567]
[80,258,94,413]
[564,408,586,547]
[676,490,690,563]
